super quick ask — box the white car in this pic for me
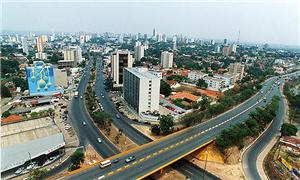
[97,138,102,143]
[80,96,83,99]
[82,121,86,126]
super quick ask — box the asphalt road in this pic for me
[242,71,300,180]
[68,66,284,180]
[69,57,119,157]
[94,59,219,180]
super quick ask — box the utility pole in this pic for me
[202,151,208,180]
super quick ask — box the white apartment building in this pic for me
[214,73,236,87]
[161,51,173,68]
[21,37,29,55]
[149,71,162,79]
[134,41,145,61]
[111,50,133,86]
[123,67,160,114]
[35,52,47,60]
[203,76,225,91]
[188,71,208,81]
[63,46,82,64]
[228,62,245,81]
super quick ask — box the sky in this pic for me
[2,0,300,46]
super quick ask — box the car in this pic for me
[112,158,120,164]
[80,96,83,99]
[125,156,136,163]
[97,138,102,143]
[14,167,25,175]
[82,121,86,126]
[116,114,120,119]
[260,90,263,94]
[101,95,105,98]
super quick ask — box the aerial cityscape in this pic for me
[1,1,300,180]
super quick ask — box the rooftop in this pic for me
[1,117,65,171]
[169,92,200,102]
[125,67,159,79]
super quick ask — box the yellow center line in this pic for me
[164,147,169,150]
[158,149,163,153]
[153,152,157,156]
[132,161,137,165]
[124,165,130,168]
[146,155,152,159]
[116,168,123,172]
[108,171,114,176]
[139,158,145,162]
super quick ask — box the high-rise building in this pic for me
[222,45,231,56]
[79,35,85,45]
[210,40,215,45]
[123,67,160,114]
[223,38,228,45]
[21,37,29,55]
[172,41,177,51]
[156,34,162,42]
[36,36,45,52]
[134,41,145,61]
[161,51,173,68]
[214,45,221,53]
[111,50,133,86]
[153,28,156,37]
[63,46,82,64]
[230,44,237,54]
[228,62,245,81]
[118,34,124,44]
[162,34,167,42]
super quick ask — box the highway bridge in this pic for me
[67,67,291,179]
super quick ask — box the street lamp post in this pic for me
[202,151,208,180]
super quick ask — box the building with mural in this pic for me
[26,61,62,96]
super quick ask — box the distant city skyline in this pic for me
[2,0,300,46]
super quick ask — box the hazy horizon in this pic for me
[2,0,300,46]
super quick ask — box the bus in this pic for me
[74,91,79,98]
[99,160,111,169]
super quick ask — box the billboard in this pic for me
[26,61,57,96]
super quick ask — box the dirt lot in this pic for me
[188,141,245,180]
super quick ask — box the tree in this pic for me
[160,80,172,97]
[151,124,160,135]
[2,111,11,118]
[70,150,85,168]
[92,111,112,128]
[11,77,28,91]
[159,114,174,135]
[1,85,12,97]
[280,123,298,136]
[28,169,47,180]
[196,78,208,89]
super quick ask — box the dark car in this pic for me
[125,156,136,163]
[112,158,120,164]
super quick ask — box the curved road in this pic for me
[242,71,300,180]
[68,64,283,179]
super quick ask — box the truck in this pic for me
[74,91,79,98]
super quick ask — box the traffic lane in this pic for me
[243,84,284,180]
[69,79,278,179]
[106,132,215,179]
[95,62,151,145]
[70,60,119,157]
[76,97,120,157]
[173,159,220,180]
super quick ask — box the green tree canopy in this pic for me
[159,114,174,135]
[160,80,172,97]
[280,123,298,136]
